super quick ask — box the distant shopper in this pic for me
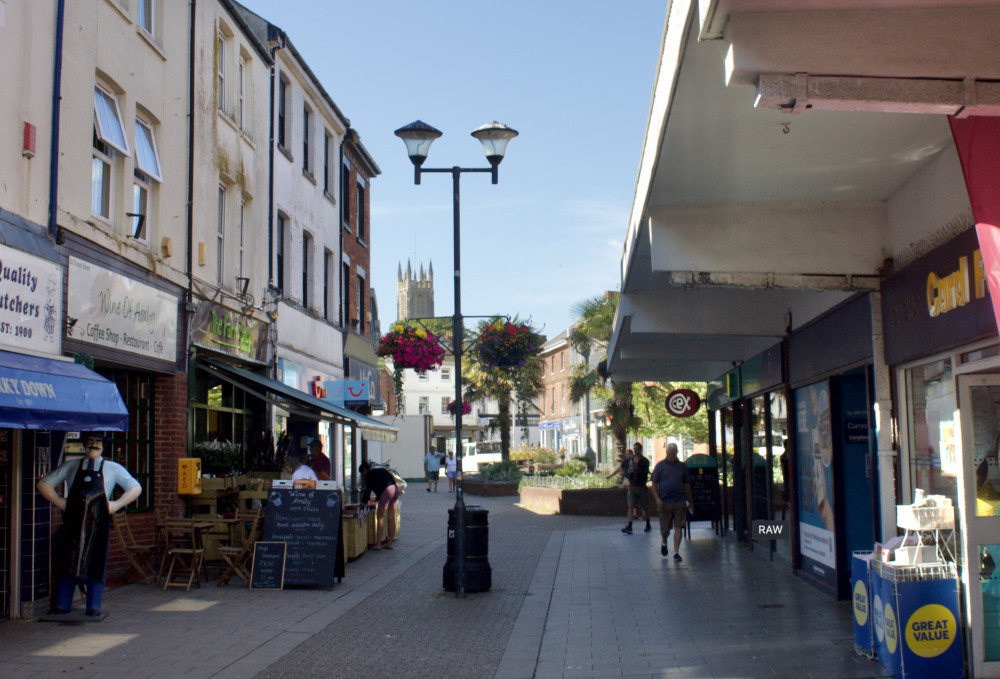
[424,445,444,492]
[359,460,399,549]
[37,432,142,617]
[305,437,331,480]
[650,442,693,561]
[284,454,318,483]
[606,447,633,482]
[621,443,651,534]
[445,450,458,492]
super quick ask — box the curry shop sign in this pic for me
[883,228,999,366]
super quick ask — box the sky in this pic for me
[239,1,666,338]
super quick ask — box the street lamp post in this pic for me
[395,120,517,597]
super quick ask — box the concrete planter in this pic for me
[519,486,651,516]
[463,480,519,497]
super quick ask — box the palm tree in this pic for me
[567,292,639,459]
[462,317,545,462]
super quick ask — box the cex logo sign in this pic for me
[665,389,700,418]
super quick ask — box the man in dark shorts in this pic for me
[621,442,651,534]
[650,442,692,561]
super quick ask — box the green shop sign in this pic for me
[191,303,268,363]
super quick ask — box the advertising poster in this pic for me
[796,381,837,588]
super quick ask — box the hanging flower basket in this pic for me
[447,399,472,416]
[377,323,447,414]
[473,320,543,369]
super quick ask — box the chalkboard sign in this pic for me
[250,542,287,590]
[686,454,721,522]
[261,487,342,587]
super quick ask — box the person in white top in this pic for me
[445,451,458,492]
[284,454,318,483]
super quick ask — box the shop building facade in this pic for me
[609,2,1000,675]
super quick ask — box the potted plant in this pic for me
[193,440,243,489]
[472,319,543,370]
[377,323,447,413]
[447,399,472,417]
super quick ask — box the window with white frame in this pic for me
[138,0,155,37]
[341,157,351,226]
[441,368,451,381]
[441,397,450,415]
[278,76,289,150]
[237,56,246,130]
[418,373,429,381]
[302,105,311,174]
[323,131,333,196]
[217,30,227,113]
[133,116,163,240]
[302,230,313,308]
[93,85,130,221]
[276,213,286,292]
[356,178,366,241]
[356,271,365,333]
[323,249,334,321]
[418,396,429,414]
[217,184,226,285]
[134,117,162,182]
[238,198,246,279]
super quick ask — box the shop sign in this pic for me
[191,302,267,363]
[539,421,560,430]
[665,389,700,418]
[320,380,369,407]
[883,228,997,366]
[0,243,62,355]
[67,257,178,362]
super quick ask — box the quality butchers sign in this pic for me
[665,389,701,418]
[0,243,62,356]
[67,257,179,362]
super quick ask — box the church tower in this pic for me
[396,259,434,321]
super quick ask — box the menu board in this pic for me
[250,542,286,590]
[685,454,721,522]
[261,487,342,587]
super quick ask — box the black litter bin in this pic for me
[443,505,491,592]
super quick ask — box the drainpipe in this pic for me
[869,291,897,541]
[266,26,285,289]
[47,0,66,242]
[185,0,197,451]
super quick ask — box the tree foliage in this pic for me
[632,381,709,443]
[462,316,545,461]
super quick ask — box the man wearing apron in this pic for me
[37,433,142,617]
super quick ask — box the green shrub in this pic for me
[518,472,618,492]
[555,459,588,477]
[483,460,522,482]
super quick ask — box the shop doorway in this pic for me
[958,373,1000,677]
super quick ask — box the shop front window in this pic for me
[906,358,958,504]
[193,368,263,454]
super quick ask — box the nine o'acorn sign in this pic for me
[665,389,700,418]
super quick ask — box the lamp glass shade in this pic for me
[394,120,442,162]
[471,121,518,161]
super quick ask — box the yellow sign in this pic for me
[884,601,898,655]
[853,579,869,626]
[178,458,202,495]
[926,249,986,318]
[905,603,957,658]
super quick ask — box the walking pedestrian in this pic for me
[445,450,458,492]
[620,442,651,534]
[650,442,693,560]
[424,445,444,492]
[36,432,142,617]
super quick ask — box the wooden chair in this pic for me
[154,507,172,582]
[217,509,262,587]
[111,512,158,585]
[162,519,206,591]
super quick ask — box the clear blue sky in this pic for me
[240,1,666,337]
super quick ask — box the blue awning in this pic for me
[0,350,129,430]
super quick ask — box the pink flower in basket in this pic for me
[447,399,472,416]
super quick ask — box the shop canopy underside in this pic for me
[199,359,398,442]
[0,349,129,431]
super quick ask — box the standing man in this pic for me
[306,437,331,480]
[424,445,443,492]
[621,442,651,534]
[650,442,693,561]
[37,433,141,617]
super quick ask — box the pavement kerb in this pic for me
[495,528,563,679]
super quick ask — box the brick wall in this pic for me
[519,486,655,516]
